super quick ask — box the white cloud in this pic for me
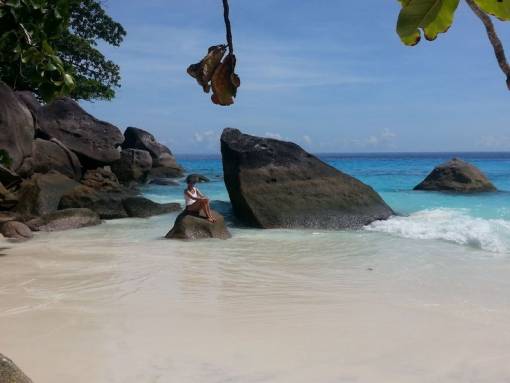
[479,135,510,150]
[302,135,312,145]
[264,132,283,140]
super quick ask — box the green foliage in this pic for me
[474,0,510,21]
[56,0,126,101]
[0,0,74,101]
[0,0,125,102]
[397,0,460,46]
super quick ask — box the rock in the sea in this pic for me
[186,173,210,183]
[122,127,183,177]
[26,208,101,232]
[0,353,33,383]
[0,82,34,171]
[122,197,180,218]
[111,148,152,184]
[220,128,393,229]
[165,210,231,240]
[149,177,180,186]
[0,221,33,240]
[16,172,79,217]
[37,97,124,165]
[59,168,135,219]
[19,138,82,180]
[414,158,497,193]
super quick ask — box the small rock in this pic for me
[414,158,497,193]
[27,208,101,232]
[166,210,231,240]
[149,177,180,186]
[0,353,33,383]
[122,197,181,218]
[0,221,33,240]
[186,174,210,183]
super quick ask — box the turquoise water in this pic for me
[142,152,510,254]
[144,152,510,219]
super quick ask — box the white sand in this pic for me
[1,213,510,382]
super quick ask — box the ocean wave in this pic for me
[365,208,510,254]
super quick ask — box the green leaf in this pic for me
[474,0,510,21]
[397,0,460,46]
[63,73,74,87]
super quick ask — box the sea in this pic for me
[1,152,510,383]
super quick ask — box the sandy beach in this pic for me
[2,213,510,383]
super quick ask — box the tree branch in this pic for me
[222,0,234,54]
[465,0,510,90]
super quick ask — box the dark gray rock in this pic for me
[26,208,101,232]
[165,210,231,240]
[0,82,34,171]
[59,168,134,219]
[15,91,41,116]
[0,165,21,189]
[414,158,497,193]
[111,148,152,185]
[186,174,210,183]
[18,139,82,180]
[16,172,79,217]
[122,197,180,218]
[37,97,124,165]
[149,177,180,186]
[122,127,183,176]
[0,221,33,240]
[0,353,33,383]
[221,128,393,229]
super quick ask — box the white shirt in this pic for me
[184,187,200,206]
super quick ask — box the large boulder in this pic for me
[0,353,33,383]
[0,82,34,171]
[220,128,393,229]
[18,138,82,180]
[37,97,124,166]
[111,148,152,185]
[26,208,101,232]
[165,210,231,240]
[59,168,135,219]
[122,127,183,177]
[15,91,41,117]
[16,172,79,217]
[414,158,497,193]
[0,221,33,240]
[122,197,180,218]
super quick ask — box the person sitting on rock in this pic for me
[184,176,216,223]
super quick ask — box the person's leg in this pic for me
[186,201,203,215]
[201,199,216,222]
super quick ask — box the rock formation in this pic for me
[220,128,393,229]
[37,97,124,165]
[166,210,231,240]
[414,158,497,193]
[122,197,180,218]
[0,221,33,240]
[111,148,152,184]
[122,127,183,178]
[0,82,34,171]
[26,208,101,232]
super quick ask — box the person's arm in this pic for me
[185,190,201,201]
[196,188,207,199]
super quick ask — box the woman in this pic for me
[184,176,216,223]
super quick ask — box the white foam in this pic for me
[366,208,510,254]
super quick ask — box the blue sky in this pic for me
[83,0,510,154]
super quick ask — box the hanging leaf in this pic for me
[397,0,460,46]
[211,54,240,106]
[474,0,510,21]
[187,44,226,93]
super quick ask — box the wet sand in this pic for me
[1,213,510,382]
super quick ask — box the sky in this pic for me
[83,0,510,154]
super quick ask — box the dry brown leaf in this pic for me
[211,54,240,106]
[187,45,226,93]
